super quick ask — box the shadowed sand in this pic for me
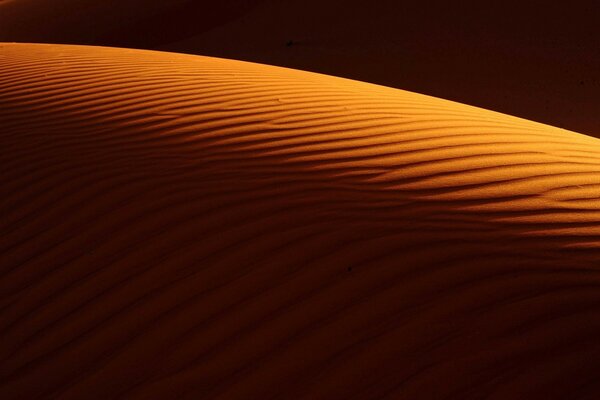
[1,43,600,399]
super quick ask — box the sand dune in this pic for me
[2,43,600,399]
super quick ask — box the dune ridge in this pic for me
[2,43,600,399]
[2,1,598,135]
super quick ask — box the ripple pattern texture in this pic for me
[2,43,600,399]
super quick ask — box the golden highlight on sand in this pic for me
[1,43,600,399]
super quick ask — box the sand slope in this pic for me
[1,43,600,399]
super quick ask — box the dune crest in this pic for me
[2,43,600,399]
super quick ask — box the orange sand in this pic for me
[1,43,600,399]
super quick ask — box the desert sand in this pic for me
[1,43,600,399]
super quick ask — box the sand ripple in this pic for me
[1,43,600,399]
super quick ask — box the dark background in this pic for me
[1,0,598,135]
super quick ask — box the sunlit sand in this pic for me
[2,43,600,399]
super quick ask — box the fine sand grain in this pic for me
[1,43,600,399]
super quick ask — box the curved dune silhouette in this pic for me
[1,1,598,135]
[2,43,600,399]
